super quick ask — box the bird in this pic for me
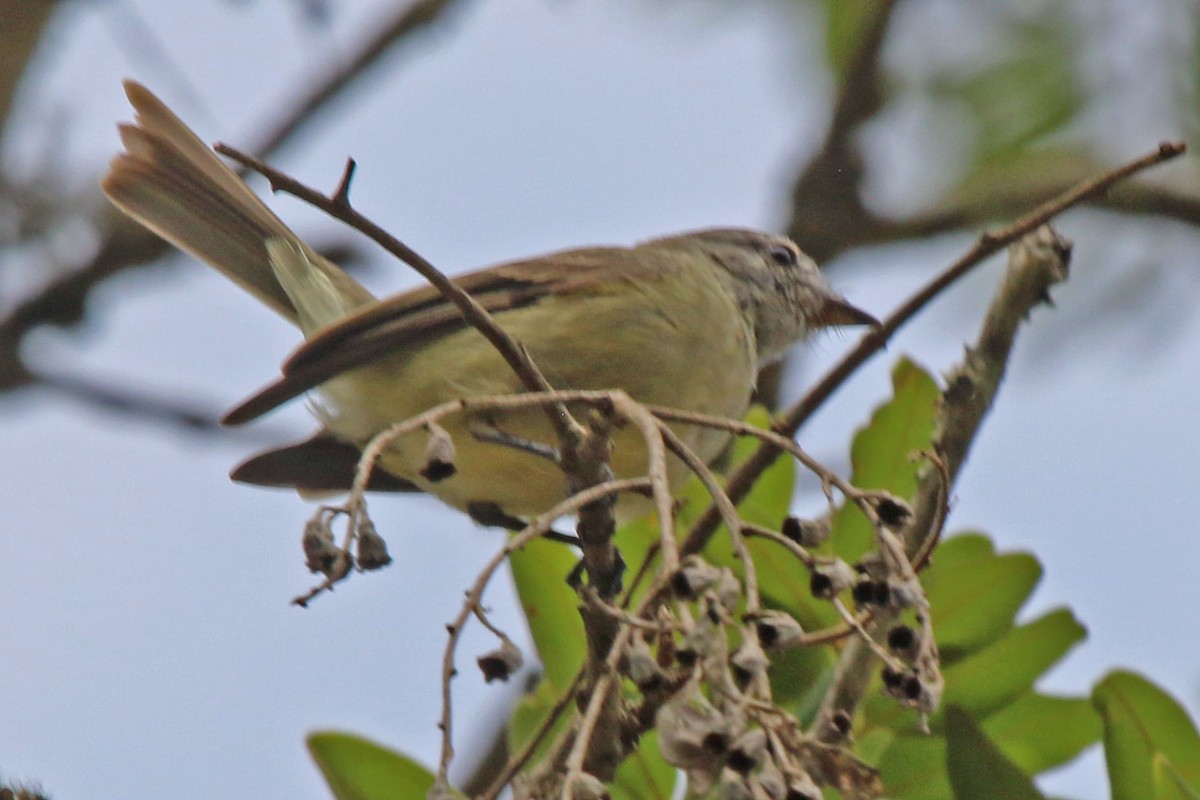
[102,80,877,526]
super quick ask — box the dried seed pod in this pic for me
[301,516,339,575]
[752,611,805,650]
[887,624,917,658]
[355,518,392,571]
[477,639,523,683]
[809,560,856,600]
[730,636,769,689]
[781,515,829,548]
[870,494,912,529]
[672,555,723,600]
[627,636,664,691]
[657,686,734,773]
[727,728,768,774]
[851,578,891,607]
[419,424,456,482]
[715,568,742,613]
[853,552,888,581]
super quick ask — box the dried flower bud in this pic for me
[302,517,339,575]
[477,639,523,683]
[678,616,722,666]
[781,515,829,548]
[851,578,891,607]
[853,552,888,580]
[727,728,767,774]
[355,519,392,571]
[881,667,923,703]
[672,555,722,600]
[888,578,923,609]
[752,611,805,650]
[871,494,912,529]
[627,636,664,691]
[715,568,742,613]
[657,687,733,773]
[419,424,456,482]
[730,636,769,689]
[809,560,856,600]
[887,624,917,657]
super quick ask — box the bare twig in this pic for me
[682,142,1186,560]
[811,224,1074,741]
[2,0,469,401]
[436,477,651,784]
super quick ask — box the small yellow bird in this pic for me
[103,81,876,524]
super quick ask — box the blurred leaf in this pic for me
[611,732,676,800]
[831,358,939,561]
[946,147,1097,210]
[694,408,835,626]
[1156,757,1200,800]
[924,549,1042,659]
[940,18,1083,160]
[927,531,995,566]
[945,706,1044,800]
[307,731,440,800]
[508,536,586,691]
[768,634,837,714]
[877,733,949,800]
[823,0,887,81]
[942,608,1086,718]
[507,677,569,761]
[1093,671,1200,799]
[983,693,1101,775]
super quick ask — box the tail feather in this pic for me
[102,80,374,327]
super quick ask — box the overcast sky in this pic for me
[2,1,1198,798]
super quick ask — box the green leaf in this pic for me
[928,532,996,567]
[945,706,1045,800]
[307,731,440,800]
[611,732,676,800]
[1156,756,1200,800]
[983,693,1101,775]
[831,358,939,561]
[730,406,796,529]
[925,550,1042,659]
[939,18,1083,159]
[768,637,837,716]
[1093,671,1200,799]
[507,678,569,760]
[688,407,836,626]
[508,537,586,691]
[942,608,1086,718]
[823,0,889,81]
[877,733,949,800]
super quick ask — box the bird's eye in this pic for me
[766,243,798,267]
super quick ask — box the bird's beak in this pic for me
[812,294,880,329]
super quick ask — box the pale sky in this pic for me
[2,1,1198,798]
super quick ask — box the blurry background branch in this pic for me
[0,0,471,419]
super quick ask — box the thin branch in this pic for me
[811,224,1074,741]
[435,477,651,785]
[216,146,637,646]
[681,141,1186,560]
[1,0,468,400]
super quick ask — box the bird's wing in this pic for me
[222,246,665,425]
